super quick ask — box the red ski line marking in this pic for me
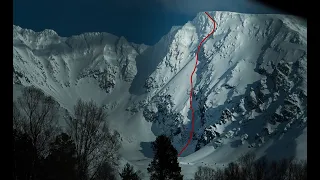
[178,12,217,157]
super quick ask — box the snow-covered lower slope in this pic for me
[13,11,306,179]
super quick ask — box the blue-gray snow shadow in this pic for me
[262,123,306,161]
[230,139,243,148]
[175,19,306,159]
[202,82,260,150]
[140,141,154,158]
[253,18,306,75]
[129,28,180,95]
[177,33,235,156]
[188,63,305,160]
[178,38,230,157]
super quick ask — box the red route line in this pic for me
[178,12,217,157]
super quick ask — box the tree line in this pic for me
[194,152,307,180]
[13,86,307,180]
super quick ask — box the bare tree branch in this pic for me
[65,99,120,180]
[15,86,60,157]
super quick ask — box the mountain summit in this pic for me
[13,11,307,179]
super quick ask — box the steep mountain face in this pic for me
[13,11,307,177]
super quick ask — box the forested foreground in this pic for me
[13,86,127,180]
[193,152,307,180]
[13,86,306,180]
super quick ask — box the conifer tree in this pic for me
[119,163,141,180]
[147,135,183,180]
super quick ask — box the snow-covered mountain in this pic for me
[13,11,307,179]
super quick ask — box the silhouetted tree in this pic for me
[41,133,78,180]
[192,152,307,180]
[65,99,121,180]
[224,162,242,180]
[119,163,141,180]
[14,86,60,180]
[214,168,225,180]
[147,135,183,180]
[13,102,24,131]
[16,86,60,156]
[267,158,292,180]
[94,161,117,180]
[194,166,215,180]
[13,128,38,180]
[253,156,268,180]
[238,152,256,180]
[287,160,307,180]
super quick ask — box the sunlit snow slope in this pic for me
[13,11,307,179]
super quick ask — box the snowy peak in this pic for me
[14,25,62,48]
[137,11,306,157]
[13,11,307,168]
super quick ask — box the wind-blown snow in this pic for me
[13,11,307,179]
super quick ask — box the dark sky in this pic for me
[13,0,281,45]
